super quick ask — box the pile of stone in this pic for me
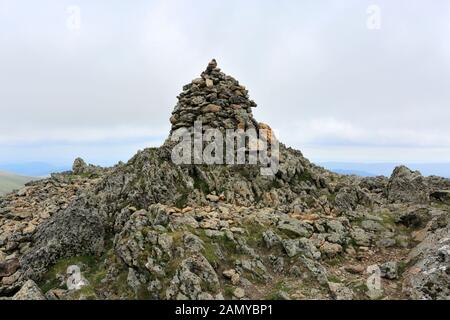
[169,59,259,134]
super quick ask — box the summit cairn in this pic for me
[169,59,260,134]
[167,59,278,174]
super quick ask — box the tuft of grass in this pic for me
[175,193,189,208]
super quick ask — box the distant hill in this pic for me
[319,162,450,178]
[331,169,377,177]
[0,162,70,177]
[0,171,35,196]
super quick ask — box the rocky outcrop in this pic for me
[19,198,106,284]
[72,157,105,177]
[403,214,450,299]
[386,166,430,204]
[12,280,45,300]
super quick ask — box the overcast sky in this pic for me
[1,0,449,166]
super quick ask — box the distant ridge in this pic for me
[319,162,450,178]
[0,162,69,177]
[0,171,35,195]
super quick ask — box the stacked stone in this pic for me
[169,59,259,134]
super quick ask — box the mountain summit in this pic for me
[0,61,449,300]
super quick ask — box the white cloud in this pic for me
[1,0,450,164]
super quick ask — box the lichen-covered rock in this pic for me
[403,215,450,299]
[166,254,219,300]
[12,280,45,300]
[387,166,430,204]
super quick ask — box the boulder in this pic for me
[386,166,430,204]
[12,280,45,300]
[0,258,20,277]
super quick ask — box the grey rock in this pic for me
[403,220,450,299]
[277,218,313,238]
[361,220,384,232]
[350,227,372,246]
[0,258,20,277]
[328,282,353,300]
[380,261,398,280]
[12,280,45,300]
[262,230,281,249]
[386,166,430,204]
[166,254,219,300]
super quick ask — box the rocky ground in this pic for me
[1,60,449,300]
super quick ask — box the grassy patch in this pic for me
[39,255,100,293]
[175,192,189,208]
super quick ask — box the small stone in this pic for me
[17,187,30,197]
[2,270,21,285]
[192,78,204,85]
[191,96,206,105]
[320,242,342,258]
[202,104,221,113]
[206,194,220,202]
[233,287,245,299]
[328,282,354,300]
[344,265,365,274]
[223,269,240,285]
[206,59,217,72]
[0,258,20,277]
[12,210,31,219]
[23,223,36,234]
[181,207,193,213]
[277,291,291,300]
[205,79,214,87]
[345,246,356,255]
[380,261,398,280]
[361,220,384,232]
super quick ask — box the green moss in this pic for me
[202,241,220,265]
[111,269,134,299]
[264,281,292,300]
[244,223,266,248]
[270,179,282,189]
[295,171,313,183]
[193,177,210,194]
[175,193,188,208]
[69,286,97,300]
[327,275,342,283]
[223,285,235,299]
[352,282,369,297]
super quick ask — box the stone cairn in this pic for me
[166,59,276,165]
[169,59,261,134]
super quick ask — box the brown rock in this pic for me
[2,271,21,285]
[202,104,221,113]
[170,115,178,124]
[205,79,214,87]
[0,258,20,277]
[344,265,365,274]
